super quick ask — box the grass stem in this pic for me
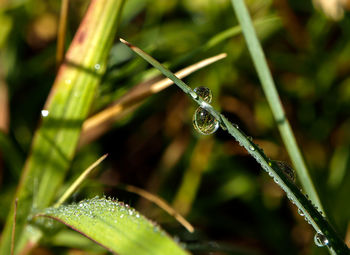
[54,154,108,207]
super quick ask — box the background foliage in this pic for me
[0,0,350,254]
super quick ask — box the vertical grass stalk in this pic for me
[229,0,324,213]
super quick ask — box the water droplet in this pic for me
[273,161,296,182]
[247,136,253,141]
[190,91,198,100]
[192,107,219,135]
[298,208,305,216]
[194,86,212,103]
[94,64,101,70]
[314,232,329,247]
[220,123,227,130]
[65,79,71,84]
[41,110,49,117]
[249,145,255,151]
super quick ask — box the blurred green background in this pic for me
[0,0,350,254]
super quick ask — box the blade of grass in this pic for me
[122,184,194,233]
[172,137,214,216]
[229,0,324,213]
[56,0,70,67]
[54,154,108,207]
[79,53,226,147]
[120,38,350,255]
[35,197,190,255]
[169,16,280,69]
[0,1,125,254]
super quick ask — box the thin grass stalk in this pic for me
[56,0,69,67]
[229,0,324,213]
[120,38,350,255]
[54,154,108,207]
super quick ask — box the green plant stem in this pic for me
[229,0,324,213]
[120,38,350,255]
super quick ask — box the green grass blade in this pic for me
[0,1,125,254]
[35,197,190,255]
[229,0,324,213]
[120,39,350,255]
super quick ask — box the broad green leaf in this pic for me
[36,197,190,255]
[0,0,125,254]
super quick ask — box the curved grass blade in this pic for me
[122,184,194,233]
[0,0,125,254]
[54,154,108,207]
[35,197,190,255]
[119,39,350,255]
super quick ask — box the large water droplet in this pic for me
[193,107,219,135]
[273,161,296,182]
[194,86,212,103]
[314,232,329,247]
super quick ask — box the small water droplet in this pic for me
[272,160,296,182]
[65,79,71,84]
[41,110,49,117]
[193,107,219,135]
[193,86,212,103]
[249,145,255,151]
[247,136,253,141]
[190,91,198,99]
[94,64,101,70]
[314,232,329,247]
[298,208,305,216]
[220,123,227,130]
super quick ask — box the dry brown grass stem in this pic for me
[79,53,227,147]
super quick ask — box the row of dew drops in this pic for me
[43,196,166,236]
[192,86,330,248]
